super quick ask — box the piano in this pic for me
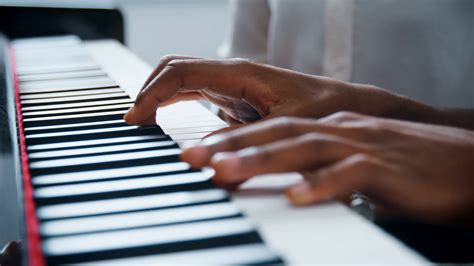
[0,34,426,264]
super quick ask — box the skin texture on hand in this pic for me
[124,55,416,126]
[124,55,474,129]
[181,112,474,226]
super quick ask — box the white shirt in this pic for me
[219,0,474,108]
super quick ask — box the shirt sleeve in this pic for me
[218,0,270,63]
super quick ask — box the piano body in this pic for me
[0,4,426,265]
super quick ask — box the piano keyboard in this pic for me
[12,36,281,265]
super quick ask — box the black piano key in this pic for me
[39,202,242,237]
[22,105,132,119]
[24,121,129,135]
[18,69,108,82]
[20,95,130,108]
[34,176,214,205]
[35,169,196,187]
[22,99,134,112]
[23,113,127,128]
[19,78,117,93]
[27,135,169,153]
[77,243,282,265]
[31,160,193,187]
[20,88,124,100]
[29,154,181,176]
[28,141,180,162]
[16,64,101,76]
[46,231,263,265]
[36,189,229,220]
[19,85,121,97]
[25,126,165,145]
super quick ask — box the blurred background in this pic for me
[0,0,229,64]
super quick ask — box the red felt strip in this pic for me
[9,48,45,266]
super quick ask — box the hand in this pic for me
[124,55,414,125]
[181,112,474,225]
[0,241,21,266]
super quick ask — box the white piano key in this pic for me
[164,125,224,135]
[161,120,226,130]
[20,76,115,90]
[27,135,166,151]
[15,51,88,63]
[12,35,80,47]
[25,119,125,132]
[29,140,175,159]
[22,98,133,111]
[83,243,277,265]
[16,58,94,71]
[23,103,133,117]
[171,132,212,141]
[158,117,221,127]
[22,103,133,117]
[43,218,254,256]
[37,189,227,219]
[33,161,190,185]
[41,202,239,236]
[29,148,181,169]
[34,172,210,198]
[20,88,123,100]
[19,80,118,94]
[22,110,127,122]
[26,126,138,139]
[21,92,128,105]
[16,62,100,76]
[18,69,106,82]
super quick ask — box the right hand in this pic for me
[124,55,413,125]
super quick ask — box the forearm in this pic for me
[353,84,474,130]
[391,96,474,130]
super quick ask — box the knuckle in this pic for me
[348,154,378,174]
[167,59,186,68]
[273,117,303,135]
[324,111,361,123]
[254,148,273,164]
[230,57,253,66]
[300,133,326,150]
[159,54,180,64]
[222,134,242,151]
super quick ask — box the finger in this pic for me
[159,91,204,107]
[124,58,260,125]
[286,154,389,206]
[210,133,363,186]
[300,169,352,204]
[141,55,201,91]
[181,117,355,168]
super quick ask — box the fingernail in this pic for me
[286,183,314,205]
[181,145,212,167]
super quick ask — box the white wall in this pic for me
[118,0,229,66]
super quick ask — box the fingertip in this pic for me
[180,145,212,168]
[124,106,138,124]
[211,152,242,181]
[285,183,317,206]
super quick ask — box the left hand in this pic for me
[181,112,474,225]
